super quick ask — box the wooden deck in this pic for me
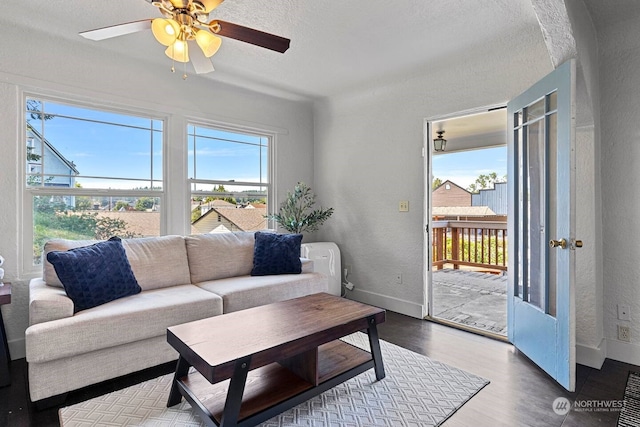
[431,269,507,336]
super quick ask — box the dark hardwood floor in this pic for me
[0,311,635,426]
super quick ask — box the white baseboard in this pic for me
[8,337,25,360]
[606,338,640,367]
[347,288,424,319]
[576,338,606,369]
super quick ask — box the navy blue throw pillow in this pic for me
[251,232,303,276]
[46,237,141,313]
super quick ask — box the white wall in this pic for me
[0,23,315,358]
[597,11,640,365]
[313,22,553,317]
[564,0,605,368]
[313,0,613,369]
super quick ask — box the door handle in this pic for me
[549,238,583,249]
[549,238,567,249]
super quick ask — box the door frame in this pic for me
[422,103,507,319]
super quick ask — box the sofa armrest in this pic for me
[29,278,74,326]
[301,257,315,273]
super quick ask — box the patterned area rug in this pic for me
[59,333,489,426]
[618,371,640,427]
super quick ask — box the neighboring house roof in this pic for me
[96,211,160,237]
[192,206,266,232]
[432,206,497,217]
[433,180,471,194]
[27,123,80,175]
[209,200,236,208]
[216,207,267,231]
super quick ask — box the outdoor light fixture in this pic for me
[433,130,447,152]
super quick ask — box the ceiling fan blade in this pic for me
[79,20,152,41]
[214,20,290,53]
[188,41,216,74]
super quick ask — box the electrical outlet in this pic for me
[399,201,409,212]
[618,325,631,342]
[395,273,403,284]
[618,304,631,321]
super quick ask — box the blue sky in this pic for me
[432,146,507,190]
[29,100,266,191]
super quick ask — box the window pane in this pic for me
[25,97,164,267]
[188,123,269,234]
[548,91,558,112]
[32,194,161,265]
[26,98,162,190]
[188,126,268,183]
[525,118,545,310]
[525,98,546,123]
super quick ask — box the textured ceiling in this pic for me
[5,0,546,101]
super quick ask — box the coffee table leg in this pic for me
[220,355,251,427]
[367,317,385,380]
[167,356,191,407]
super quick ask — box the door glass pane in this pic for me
[548,91,558,112]
[526,118,546,310]
[516,125,525,299]
[548,111,558,317]
[527,98,546,122]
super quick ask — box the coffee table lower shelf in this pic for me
[175,340,375,427]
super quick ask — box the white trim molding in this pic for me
[576,338,606,369]
[348,288,424,319]
[606,338,640,367]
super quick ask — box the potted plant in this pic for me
[267,182,334,234]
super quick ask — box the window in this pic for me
[188,123,270,234]
[24,97,163,267]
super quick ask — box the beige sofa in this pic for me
[25,232,328,405]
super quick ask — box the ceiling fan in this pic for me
[79,0,290,77]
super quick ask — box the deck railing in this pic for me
[432,220,507,271]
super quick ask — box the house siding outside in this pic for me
[432,180,471,207]
[26,127,78,189]
[471,182,508,216]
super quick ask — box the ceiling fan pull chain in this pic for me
[183,60,188,80]
[170,43,176,73]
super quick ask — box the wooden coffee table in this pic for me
[166,292,386,427]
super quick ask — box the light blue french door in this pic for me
[507,59,576,391]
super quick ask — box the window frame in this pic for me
[20,93,167,276]
[186,118,276,232]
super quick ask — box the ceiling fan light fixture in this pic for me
[151,18,180,46]
[169,0,188,9]
[165,38,189,63]
[195,29,222,57]
[196,0,224,13]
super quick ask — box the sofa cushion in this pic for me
[43,235,191,291]
[251,232,303,276]
[196,272,328,313]
[185,232,255,283]
[43,239,99,287]
[29,278,75,325]
[121,235,191,291]
[46,237,141,313]
[25,284,223,363]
